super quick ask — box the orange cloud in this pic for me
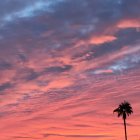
[75,35,117,47]
[117,19,140,29]
[89,35,117,45]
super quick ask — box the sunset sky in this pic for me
[0,0,140,140]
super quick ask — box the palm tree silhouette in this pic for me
[113,101,133,140]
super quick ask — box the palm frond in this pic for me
[113,101,133,119]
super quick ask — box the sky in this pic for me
[0,0,140,140]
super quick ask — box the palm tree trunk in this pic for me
[123,118,127,140]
